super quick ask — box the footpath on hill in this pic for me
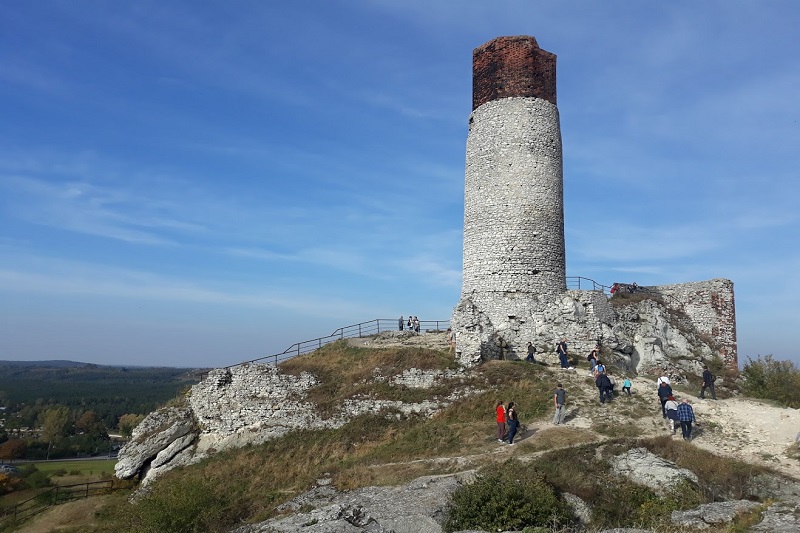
[519,367,800,480]
[357,331,800,479]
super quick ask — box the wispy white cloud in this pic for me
[0,175,202,245]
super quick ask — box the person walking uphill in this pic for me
[495,401,506,442]
[505,402,519,445]
[553,383,567,425]
[700,365,717,400]
[557,338,570,369]
[677,399,697,440]
[596,372,613,404]
[658,381,673,418]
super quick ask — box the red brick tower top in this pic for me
[472,35,557,110]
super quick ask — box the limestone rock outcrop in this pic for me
[114,406,196,481]
[453,281,729,379]
[610,447,698,495]
[232,472,474,533]
[671,500,762,529]
[115,348,477,485]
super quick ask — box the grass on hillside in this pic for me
[34,342,785,533]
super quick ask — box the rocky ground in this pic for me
[539,366,800,479]
[234,335,800,533]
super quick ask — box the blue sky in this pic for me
[1,1,798,368]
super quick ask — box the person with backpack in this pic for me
[505,402,519,445]
[594,360,606,378]
[700,365,717,400]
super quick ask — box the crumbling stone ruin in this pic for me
[116,35,742,504]
[450,36,737,371]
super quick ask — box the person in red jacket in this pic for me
[495,400,506,442]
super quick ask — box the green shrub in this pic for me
[741,355,800,408]
[443,459,573,533]
[126,476,237,533]
[23,470,51,489]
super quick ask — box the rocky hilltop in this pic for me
[112,292,799,532]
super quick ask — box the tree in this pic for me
[76,410,108,438]
[118,413,145,438]
[741,355,800,408]
[0,439,27,463]
[38,406,71,460]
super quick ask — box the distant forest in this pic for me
[0,362,203,429]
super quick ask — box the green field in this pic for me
[24,459,116,477]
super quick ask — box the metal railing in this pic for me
[213,318,450,374]
[0,479,115,525]
[566,276,611,293]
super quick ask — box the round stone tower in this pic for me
[463,35,566,297]
[452,35,567,366]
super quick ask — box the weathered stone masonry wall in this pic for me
[652,279,738,367]
[462,97,566,297]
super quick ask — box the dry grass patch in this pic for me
[638,436,769,500]
[526,426,599,452]
[592,420,644,438]
[279,341,456,415]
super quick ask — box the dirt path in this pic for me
[534,368,800,479]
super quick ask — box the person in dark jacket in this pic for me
[657,381,673,418]
[596,373,613,404]
[700,365,717,400]
[506,402,519,444]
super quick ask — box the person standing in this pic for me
[677,399,696,440]
[557,338,570,369]
[495,400,506,442]
[399,316,404,331]
[446,328,456,354]
[587,346,599,375]
[413,316,420,333]
[506,402,519,445]
[553,383,567,425]
[658,381,673,418]
[526,342,537,363]
[700,365,717,400]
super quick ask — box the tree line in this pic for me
[0,362,200,461]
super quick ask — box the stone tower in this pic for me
[452,36,567,365]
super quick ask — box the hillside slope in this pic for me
[32,332,799,532]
